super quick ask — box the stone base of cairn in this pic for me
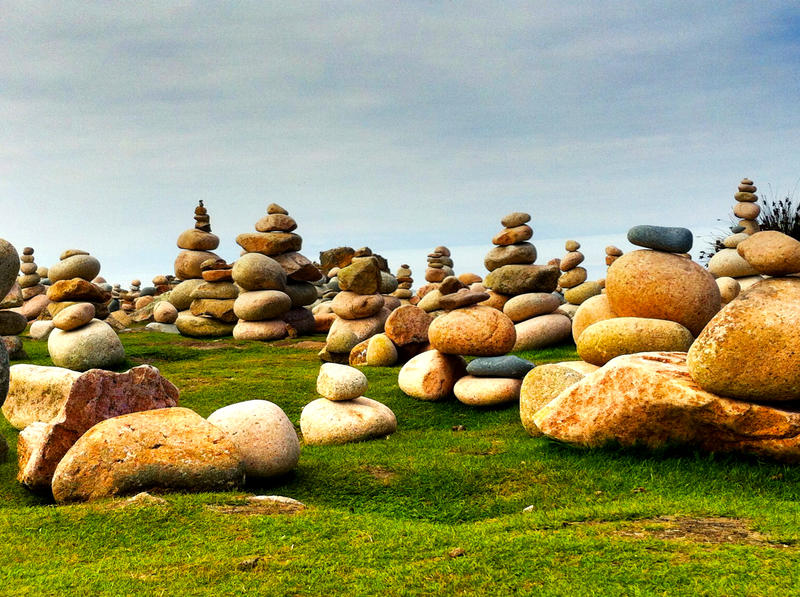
[707,178,764,303]
[300,363,397,445]
[573,224,719,367]
[46,250,109,321]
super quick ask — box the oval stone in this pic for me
[365,334,398,366]
[627,225,693,253]
[428,306,516,356]
[176,229,220,251]
[0,240,20,301]
[232,253,287,292]
[234,290,292,321]
[153,302,179,324]
[398,349,466,401]
[48,254,101,283]
[483,243,537,271]
[707,248,760,278]
[174,250,220,281]
[175,311,235,338]
[317,363,368,401]
[167,279,205,310]
[577,317,694,366]
[52,302,95,331]
[736,230,800,276]
[48,320,126,371]
[300,397,397,445]
[466,355,534,379]
[232,319,287,341]
[572,293,619,343]
[513,313,572,351]
[384,305,431,345]
[454,376,522,406]
[484,264,559,295]
[331,291,385,320]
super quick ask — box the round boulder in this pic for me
[428,306,516,357]
[52,302,95,331]
[331,291,385,320]
[453,376,522,406]
[48,320,125,371]
[232,253,287,292]
[572,294,619,343]
[513,313,572,352]
[316,363,368,401]
[153,302,179,324]
[300,397,397,445]
[234,290,292,321]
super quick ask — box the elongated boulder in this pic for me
[300,397,397,445]
[175,311,235,338]
[428,306,516,356]
[207,400,299,479]
[453,376,521,406]
[687,278,800,401]
[512,313,572,352]
[52,407,244,503]
[503,292,560,323]
[398,349,466,401]
[577,317,694,366]
[12,365,179,491]
[331,291,385,320]
[484,264,559,295]
[606,250,720,336]
[534,352,800,462]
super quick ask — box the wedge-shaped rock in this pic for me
[52,407,243,503]
[534,352,800,462]
[8,364,179,491]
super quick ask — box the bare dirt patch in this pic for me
[363,465,399,484]
[617,516,779,546]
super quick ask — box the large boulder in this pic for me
[175,311,235,338]
[687,278,800,401]
[577,317,694,366]
[428,306,516,356]
[519,364,584,437]
[47,320,125,371]
[606,250,720,336]
[11,365,179,491]
[736,230,800,276]
[512,313,572,351]
[51,407,244,503]
[300,397,397,445]
[571,294,619,343]
[233,290,292,321]
[534,352,800,462]
[207,400,300,479]
[398,349,466,401]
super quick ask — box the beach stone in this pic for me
[233,290,291,321]
[207,400,299,479]
[47,279,110,303]
[174,250,220,280]
[364,334,398,366]
[534,352,800,462]
[29,320,55,340]
[168,279,205,310]
[48,254,100,283]
[319,247,355,275]
[429,306,516,356]
[572,294,619,343]
[563,281,603,305]
[501,212,531,228]
[458,273,482,285]
[736,231,800,276]
[734,202,760,220]
[176,229,220,251]
[0,240,20,299]
[255,214,297,233]
[236,232,302,256]
[52,303,94,331]
[398,349,467,400]
[484,265,559,295]
[627,225,693,253]
[606,250,720,336]
[558,267,587,288]
[716,277,740,304]
[707,248,760,278]
[384,305,431,346]
[317,363,368,401]
[11,365,178,490]
[1,284,23,309]
[379,272,398,294]
[300,397,397,445]
[190,299,236,323]
[454,376,522,406]
[520,364,584,437]
[325,308,390,353]
[577,317,694,366]
[466,355,534,379]
[153,302,179,324]
[738,219,760,235]
[145,322,180,334]
[285,282,319,307]
[484,243,537,271]
[0,310,26,337]
[492,225,533,246]
[439,290,490,310]
[565,240,580,252]
[723,232,749,248]
[175,311,235,338]
[331,291,384,320]
[687,278,800,401]
[267,203,289,215]
[417,289,443,312]
[478,291,510,311]
[734,191,758,202]
[560,251,584,271]
[232,253,287,291]
[232,319,287,341]
[134,296,154,311]
[513,313,572,351]
[52,407,243,503]
[48,320,125,371]
[273,252,322,282]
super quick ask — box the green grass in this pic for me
[2,331,800,595]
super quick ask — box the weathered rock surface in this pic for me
[232,253,287,291]
[484,265,559,295]
[300,397,397,445]
[331,291,384,320]
[317,363,368,400]
[175,311,236,338]
[736,230,800,276]
[520,364,585,437]
[534,352,800,462]
[52,407,244,503]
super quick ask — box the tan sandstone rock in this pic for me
[577,317,694,366]
[428,306,516,357]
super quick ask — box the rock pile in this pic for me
[46,250,110,321]
[454,355,535,407]
[11,247,49,322]
[301,363,397,444]
[231,253,290,341]
[0,242,24,366]
[392,264,413,301]
[425,246,454,284]
[558,240,601,313]
[707,178,763,292]
[49,302,125,371]
[605,245,623,269]
[174,200,221,282]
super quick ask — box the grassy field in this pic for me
[1,331,800,595]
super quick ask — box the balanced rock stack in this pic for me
[174,200,221,282]
[152,274,172,296]
[230,253,290,341]
[300,363,397,445]
[605,245,623,268]
[119,280,140,314]
[235,203,321,339]
[322,255,390,363]
[0,243,26,361]
[425,246,454,284]
[175,259,238,337]
[558,240,601,313]
[0,239,20,455]
[572,225,719,366]
[46,250,110,321]
[15,247,50,321]
[392,264,413,301]
[48,301,125,371]
[707,178,764,300]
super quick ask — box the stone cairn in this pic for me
[605,245,623,269]
[15,247,49,322]
[557,240,601,316]
[300,363,397,445]
[425,246,453,284]
[322,251,390,363]
[230,203,320,341]
[187,258,237,331]
[119,279,140,314]
[175,200,221,282]
[44,250,125,371]
[480,212,567,352]
[392,264,413,301]
[1,249,26,359]
[572,225,719,367]
[707,178,764,303]
[312,247,355,335]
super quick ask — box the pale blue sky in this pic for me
[1,2,798,283]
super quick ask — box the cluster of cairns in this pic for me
[529,227,800,462]
[557,240,601,314]
[707,178,764,303]
[300,363,396,444]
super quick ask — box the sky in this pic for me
[1,2,799,285]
